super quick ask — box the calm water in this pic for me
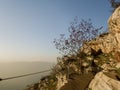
[0,62,53,90]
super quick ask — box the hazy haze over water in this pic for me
[0,62,53,90]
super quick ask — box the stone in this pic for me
[56,73,68,90]
[116,62,120,68]
[108,7,120,34]
[89,72,120,90]
[81,6,120,56]
[24,6,120,90]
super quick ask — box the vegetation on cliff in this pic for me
[25,1,120,90]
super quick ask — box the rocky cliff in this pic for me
[25,6,120,90]
[89,71,120,90]
[82,6,120,54]
[88,6,120,90]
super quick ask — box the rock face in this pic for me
[88,6,120,90]
[108,6,120,34]
[108,6,120,51]
[25,6,120,90]
[56,73,68,90]
[89,72,120,90]
[81,6,120,62]
[81,34,117,53]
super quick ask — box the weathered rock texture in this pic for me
[89,72,120,90]
[56,73,68,90]
[81,34,117,53]
[108,6,120,34]
[25,6,120,90]
[88,6,120,90]
[108,6,120,52]
[81,6,120,62]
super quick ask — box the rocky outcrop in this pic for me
[56,73,68,90]
[108,6,120,52]
[81,33,117,54]
[108,6,120,34]
[81,6,120,63]
[88,6,120,90]
[25,6,120,90]
[89,72,120,90]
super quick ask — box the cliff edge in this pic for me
[25,6,120,90]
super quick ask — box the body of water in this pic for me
[0,62,53,90]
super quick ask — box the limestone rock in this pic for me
[25,6,120,90]
[81,33,118,54]
[81,6,120,55]
[108,6,120,34]
[56,73,68,90]
[89,72,120,90]
[116,62,120,68]
[108,6,120,50]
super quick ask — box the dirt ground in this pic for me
[60,71,120,90]
[60,73,94,90]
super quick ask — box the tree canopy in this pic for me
[53,18,102,55]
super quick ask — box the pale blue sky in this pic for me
[0,0,111,62]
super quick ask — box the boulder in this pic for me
[89,72,120,90]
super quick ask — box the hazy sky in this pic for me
[0,0,111,62]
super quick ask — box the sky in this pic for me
[0,0,112,62]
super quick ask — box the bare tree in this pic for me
[53,18,102,55]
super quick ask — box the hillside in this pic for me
[25,6,120,90]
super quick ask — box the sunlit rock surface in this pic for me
[56,73,68,90]
[81,6,120,60]
[88,6,120,90]
[89,72,120,90]
[25,6,120,90]
[108,6,120,34]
